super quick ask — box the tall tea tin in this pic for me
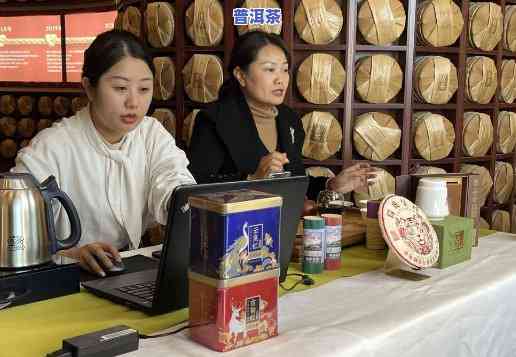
[189,189,282,279]
[189,269,279,352]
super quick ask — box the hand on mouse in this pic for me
[59,242,122,277]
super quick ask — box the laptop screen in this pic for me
[153,176,309,312]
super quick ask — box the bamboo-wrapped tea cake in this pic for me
[38,96,53,116]
[122,6,142,38]
[153,57,175,101]
[53,96,70,117]
[183,54,223,103]
[468,2,502,51]
[301,111,342,161]
[71,97,88,114]
[17,96,33,116]
[414,56,458,104]
[183,109,200,147]
[460,164,493,206]
[145,2,175,48]
[0,95,16,115]
[466,56,497,104]
[151,108,176,137]
[0,139,17,159]
[493,161,514,204]
[354,168,395,207]
[358,0,406,45]
[0,117,16,137]
[414,166,447,175]
[236,0,282,36]
[294,0,343,45]
[17,118,35,139]
[413,112,455,161]
[296,53,345,104]
[353,112,401,161]
[503,5,516,51]
[186,0,224,46]
[417,0,464,47]
[496,111,516,153]
[462,112,493,157]
[499,59,516,103]
[355,54,403,103]
[305,166,335,178]
[491,209,510,232]
[37,119,52,132]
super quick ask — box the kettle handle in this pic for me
[40,176,82,254]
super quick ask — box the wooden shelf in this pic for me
[463,103,496,109]
[413,103,457,110]
[410,158,456,164]
[461,156,493,162]
[415,46,460,54]
[465,48,497,56]
[352,159,402,166]
[498,103,516,109]
[502,51,516,58]
[496,153,515,160]
[303,159,344,166]
[355,45,407,52]
[292,102,345,110]
[352,103,405,109]
[294,44,346,51]
[0,86,83,94]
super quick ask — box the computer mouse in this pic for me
[105,259,126,275]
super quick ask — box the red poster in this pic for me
[65,11,117,82]
[0,15,62,82]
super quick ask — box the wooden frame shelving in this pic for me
[0,0,514,231]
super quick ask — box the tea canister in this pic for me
[189,269,279,352]
[189,189,282,279]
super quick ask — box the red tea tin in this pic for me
[189,269,279,352]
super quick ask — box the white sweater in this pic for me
[13,106,195,249]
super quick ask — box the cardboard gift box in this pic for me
[189,269,279,352]
[396,173,481,246]
[189,189,282,279]
[432,215,474,268]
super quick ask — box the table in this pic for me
[1,231,515,357]
[127,232,516,357]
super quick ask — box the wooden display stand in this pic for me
[0,0,515,231]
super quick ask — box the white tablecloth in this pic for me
[126,232,516,357]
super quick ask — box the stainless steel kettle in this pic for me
[0,173,81,269]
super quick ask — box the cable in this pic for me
[139,320,209,339]
[279,273,315,291]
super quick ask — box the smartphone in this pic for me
[268,171,291,179]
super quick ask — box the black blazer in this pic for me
[187,88,326,199]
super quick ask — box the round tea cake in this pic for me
[294,0,343,45]
[145,2,175,48]
[358,0,406,45]
[379,194,440,269]
[462,112,493,157]
[185,0,224,46]
[355,54,403,104]
[296,53,345,104]
[353,111,401,161]
[301,111,342,161]
[496,111,516,153]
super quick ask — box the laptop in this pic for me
[82,175,309,314]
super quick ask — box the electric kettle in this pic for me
[0,173,81,269]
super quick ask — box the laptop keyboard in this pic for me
[116,281,156,302]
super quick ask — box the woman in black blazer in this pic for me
[188,31,375,199]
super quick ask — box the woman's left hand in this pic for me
[327,163,378,193]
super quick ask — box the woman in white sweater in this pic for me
[13,30,195,276]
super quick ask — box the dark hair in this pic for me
[219,31,290,99]
[82,29,154,87]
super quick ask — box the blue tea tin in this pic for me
[189,189,282,279]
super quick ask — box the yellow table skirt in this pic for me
[0,229,495,357]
